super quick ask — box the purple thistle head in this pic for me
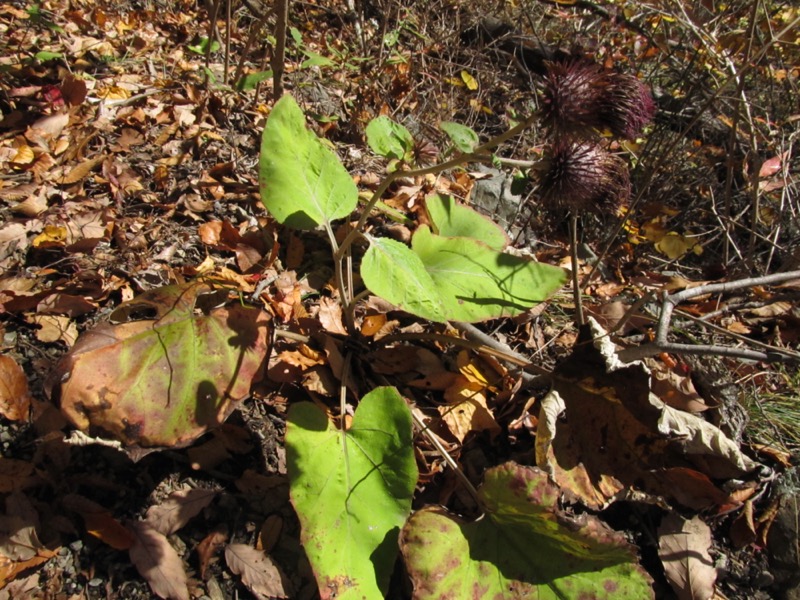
[537,141,631,214]
[541,58,613,137]
[541,58,656,140]
[605,74,657,139]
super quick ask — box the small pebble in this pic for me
[88,578,103,587]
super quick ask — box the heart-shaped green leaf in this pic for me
[259,95,358,229]
[401,462,654,599]
[426,193,508,250]
[411,225,565,322]
[55,282,272,449]
[366,116,415,161]
[287,387,417,599]
[439,121,479,153]
[361,235,447,322]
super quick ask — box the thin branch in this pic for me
[617,270,800,363]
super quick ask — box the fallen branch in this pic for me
[617,270,800,364]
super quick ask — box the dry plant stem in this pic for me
[205,0,222,73]
[617,270,800,363]
[324,224,355,333]
[409,408,483,507]
[223,0,231,84]
[271,0,289,100]
[233,5,274,84]
[570,213,585,326]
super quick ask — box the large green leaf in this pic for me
[439,121,479,153]
[365,116,414,161]
[411,225,566,322]
[287,387,418,599]
[259,95,358,229]
[55,282,272,449]
[401,463,654,599]
[426,193,508,251]
[361,236,447,322]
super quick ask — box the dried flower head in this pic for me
[537,141,631,214]
[605,74,657,140]
[541,58,612,137]
[541,58,656,140]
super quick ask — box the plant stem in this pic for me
[570,213,585,326]
[335,112,540,261]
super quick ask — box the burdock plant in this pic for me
[537,57,654,324]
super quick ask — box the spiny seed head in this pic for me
[541,58,656,139]
[606,74,657,139]
[538,141,631,214]
[541,58,612,137]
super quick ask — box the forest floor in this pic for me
[1,0,799,598]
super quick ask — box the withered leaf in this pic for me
[0,355,31,421]
[128,520,189,600]
[224,543,290,599]
[658,513,716,600]
[145,487,217,536]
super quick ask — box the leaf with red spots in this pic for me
[400,462,654,599]
[52,281,272,450]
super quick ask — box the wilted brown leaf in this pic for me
[0,459,34,493]
[62,494,134,551]
[439,375,500,442]
[145,487,217,536]
[197,527,228,579]
[224,543,290,599]
[128,520,189,600]
[0,355,31,421]
[658,513,716,600]
[537,319,761,509]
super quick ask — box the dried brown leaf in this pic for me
[0,459,34,493]
[145,488,217,536]
[197,527,227,580]
[128,520,189,600]
[0,355,31,421]
[224,543,290,599]
[658,513,716,600]
[62,494,134,550]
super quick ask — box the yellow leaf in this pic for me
[10,145,35,167]
[655,232,701,259]
[460,70,478,91]
[32,225,67,248]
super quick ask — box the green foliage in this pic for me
[426,193,508,250]
[366,116,415,162]
[440,121,480,153]
[401,463,654,599]
[259,95,358,229]
[361,236,447,322]
[235,70,273,92]
[411,226,565,322]
[187,37,220,55]
[286,387,417,599]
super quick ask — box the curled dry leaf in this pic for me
[658,513,716,600]
[0,355,31,421]
[62,494,134,550]
[197,526,228,580]
[537,318,762,510]
[224,543,290,599]
[145,487,217,536]
[128,520,189,600]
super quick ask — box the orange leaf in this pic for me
[0,355,31,421]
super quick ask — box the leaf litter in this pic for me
[0,0,798,598]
